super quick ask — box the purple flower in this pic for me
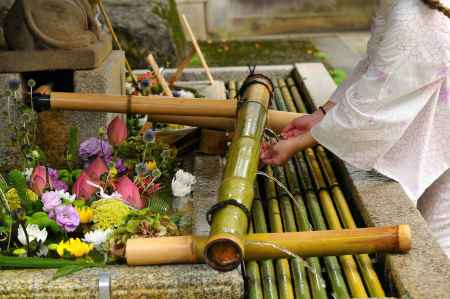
[42,191,62,214]
[48,168,68,192]
[143,129,156,143]
[115,159,127,175]
[79,138,112,163]
[55,205,80,232]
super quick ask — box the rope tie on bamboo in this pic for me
[206,199,252,226]
[236,67,274,111]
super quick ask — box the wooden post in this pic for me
[168,48,196,86]
[181,14,214,85]
[147,54,173,96]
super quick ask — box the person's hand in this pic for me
[260,139,299,165]
[281,111,324,139]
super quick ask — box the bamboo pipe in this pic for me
[264,167,299,299]
[315,146,386,297]
[286,78,307,113]
[181,14,214,84]
[125,225,411,265]
[148,110,303,133]
[284,160,328,299]
[280,81,368,298]
[147,54,173,96]
[204,74,272,271]
[273,86,350,299]
[168,47,196,86]
[228,80,238,100]
[246,224,264,299]
[278,79,297,114]
[252,191,279,299]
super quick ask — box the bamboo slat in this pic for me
[246,224,264,299]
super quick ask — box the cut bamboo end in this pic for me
[204,233,244,272]
[398,224,412,253]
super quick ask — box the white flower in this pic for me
[137,115,148,127]
[83,229,112,249]
[126,82,136,95]
[171,170,196,197]
[23,168,33,182]
[17,224,48,246]
[37,245,48,257]
[56,190,76,203]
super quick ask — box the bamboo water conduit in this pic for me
[246,224,264,299]
[125,226,411,265]
[286,77,386,297]
[203,74,273,271]
[33,92,302,133]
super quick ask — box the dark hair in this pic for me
[421,0,450,18]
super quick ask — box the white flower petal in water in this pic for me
[83,229,112,248]
[18,224,48,246]
[171,170,196,197]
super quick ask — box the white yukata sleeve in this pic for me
[310,1,449,171]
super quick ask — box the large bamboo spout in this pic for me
[32,92,303,133]
[203,74,272,271]
[126,225,411,266]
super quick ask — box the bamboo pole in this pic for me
[97,0,139,87]
[315,146,386,297]
[264,167,295,299]
[278,79,297,114]
[247,223,264,299]
[147,54,173,96]
[125,225,411,265]
[168,47,196,86]
[274,90,350,299]
[283,160,328,299]
[252,189,279,299]
[204,74,273,271]
[286,78,307,113]
[280,80,368,298]
[271,166,312,299]
[181,14,214,85]
[228,80,238,99]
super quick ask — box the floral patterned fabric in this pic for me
[311,0,450,202]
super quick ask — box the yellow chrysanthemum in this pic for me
[146,160,157,171]
[92,199,130,230]
[5,189,38,211]
[56,238,93,258]
[76,207,94,224]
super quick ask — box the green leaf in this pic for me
[27,212,61,233]
[7,170,31,213]
[67,127,79,164]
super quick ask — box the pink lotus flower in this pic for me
[85,157,108,180]
[107,117,128,146]
[31,166,47,195]
[72,171,97,200]
[116,176,145,209]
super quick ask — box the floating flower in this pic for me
[79,137,112,163]
[83,229,112,249]
[143,129,156,143]
[41,191,62,216]
[171,170,196,197]
[146,160,157,171]
[56,238,93,258]
[91,199,130,230]
[48,168,68,192]
[30,166,47,195]
[85,157,108,180]
[77,206,94,224]
[116,176,145,209]
[17,224,48,246]
[72,171,97,200]
[107,116,128,146]
[55,205,80,232]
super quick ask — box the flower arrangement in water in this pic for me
[0,93,196,277]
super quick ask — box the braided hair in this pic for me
[421,0,450,18]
